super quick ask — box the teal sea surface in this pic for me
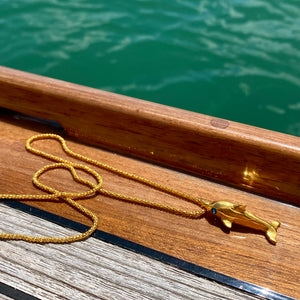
[1,0,300,136]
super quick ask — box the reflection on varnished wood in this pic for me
[0,112,299,299]
[0,66,299,204]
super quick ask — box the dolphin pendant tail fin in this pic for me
[266,221,281,244]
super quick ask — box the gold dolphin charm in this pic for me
[203,201,280,244]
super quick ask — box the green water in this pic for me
[1,0,300,136]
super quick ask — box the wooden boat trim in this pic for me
[0,66,299,299]
[0,66,299,204]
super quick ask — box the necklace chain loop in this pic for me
[0,133,207,243]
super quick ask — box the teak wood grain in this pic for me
[0,66,299,205]
[0,110,299,299]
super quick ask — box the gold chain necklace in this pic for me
[0,134,280,244]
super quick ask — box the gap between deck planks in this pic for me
[0,110,299,299]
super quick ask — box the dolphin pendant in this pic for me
[203,201,280,244]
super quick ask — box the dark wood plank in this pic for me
[0,111,299,299]
[0,66,299,204]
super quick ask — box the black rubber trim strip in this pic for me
[2,201,295,300]
[0,282,40,300]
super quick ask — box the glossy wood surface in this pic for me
[0,110,299,299]
[0,66,299,204]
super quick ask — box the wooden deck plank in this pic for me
[0,111,299,299]
[0,66,299,204]
[0,203,261,300]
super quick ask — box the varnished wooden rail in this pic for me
[0,66,299,204]
[0,66,299,298]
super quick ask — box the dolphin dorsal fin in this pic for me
[221,218,232,229]
[233,204,246,212]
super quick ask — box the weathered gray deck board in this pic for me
[0,203,259,300]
